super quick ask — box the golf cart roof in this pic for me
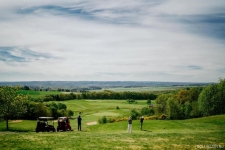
[38,117,54,121]
[58,117,68,119]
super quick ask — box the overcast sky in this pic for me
[0,0,225,82]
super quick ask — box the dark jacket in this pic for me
[128,118,132,124]
[140,117,144,123]
[77,116,82,124]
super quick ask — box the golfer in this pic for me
[140,116,144,130]
[127,116,132,133]
[77,115,82,131]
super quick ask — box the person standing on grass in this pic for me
[77,115,82,131]
[127,116,132,133]
[140,116,144,130]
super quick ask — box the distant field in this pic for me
[18,90,61,98]
[18,86,189,99]
[0,115,224,149]
[91,86,188,92]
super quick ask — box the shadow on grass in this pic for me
[142,129,152,132]
[0,128,31,132]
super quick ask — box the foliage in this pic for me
[166,98,182,119]
[82,90,157,100]
[98,116,107,124]
[107,117,116,123]
[130,109,139,120]
[159,114,167,120]
[0,86,28,130]
[198,79,225,116]
[146,99,151,105]
[155,94,171,115]
[140,107,154,116]
[143,116,158,120]
[21,90,158,101]
[190,101,201,118]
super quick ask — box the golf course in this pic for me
[0,99,224,150]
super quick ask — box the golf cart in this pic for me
[36,117,56,132]
[57,117,72,131]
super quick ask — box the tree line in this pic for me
[32,90,157,102]
[155,78,225,119]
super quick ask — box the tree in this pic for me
[198,79,225,116]
[198,84,218,116]
[146,99,151,105]
[33,103,51,118]
[155,94,171,115]
[0,86,28,130]
[57,103,67,110]
[130,109,139,120]
[140,107,154,116]
[217,78,225,114]
[167,98,181,119]
[23,86,30,90]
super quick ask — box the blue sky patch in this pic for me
[0,47,52,62]
[187,65,202,70]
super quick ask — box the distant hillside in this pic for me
[0,81,212,89]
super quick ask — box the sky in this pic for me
[0,0,225,82]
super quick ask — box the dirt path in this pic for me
[11,120,23,123]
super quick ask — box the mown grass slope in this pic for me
[0,115,224,150]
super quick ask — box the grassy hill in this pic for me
[0,114,224,149]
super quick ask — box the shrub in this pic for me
[140,107,155,116]
[130,109,139,120]
[98,116,107,124]
[115,117,128,122]
[145,116,158,120]
[160,114,167,120]
[108,117,116,123]
[147,99,151,105]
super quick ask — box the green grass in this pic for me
[61,99,151,123]
[0,115,224,149]
[18,90,61,98]
[0,99,224,149]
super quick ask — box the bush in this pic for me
[116,106,120,110]
[140,107,154,116]
[160,114,167,120]
[108,117,116,123]
[144,116,158,120]
[98,116,107,124]
[130,109,139,120]
[147,99,151,105]
[115,117,127,122]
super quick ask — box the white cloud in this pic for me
[0,0,225,82]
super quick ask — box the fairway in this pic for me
[62,99,149,124]
[0,115,224,149]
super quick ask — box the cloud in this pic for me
[0,0,225,82]
[0,47,52,62]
